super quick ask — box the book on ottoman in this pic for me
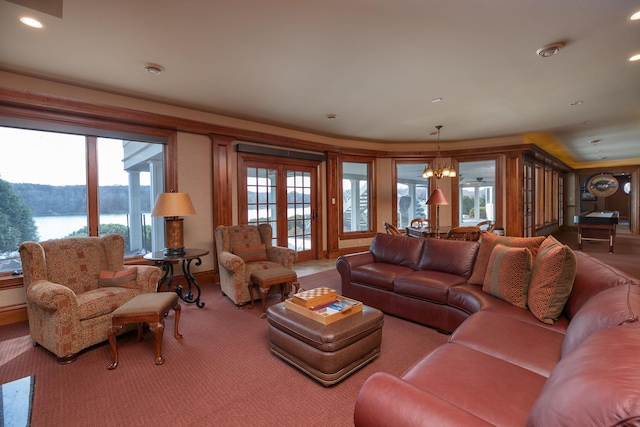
[292,287,337,308]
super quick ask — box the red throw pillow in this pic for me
[232,244,268,262]
[482,244,533,309]
[528,236,577,324]
[99,269,137,289]
[469,233,545,285]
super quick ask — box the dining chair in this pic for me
[410,218,431,229]
[383,221,404,236]
[445,226,482,241]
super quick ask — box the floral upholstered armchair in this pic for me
[19,234,161,364]
[215,224,297,307]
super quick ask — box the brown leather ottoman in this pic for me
[267,302,384,386]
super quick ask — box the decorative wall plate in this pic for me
[587,174,619,197]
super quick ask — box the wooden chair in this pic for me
[476,220,496,233]
[410,218,431,229]
[383,221,403,235]
[445,226,482,242]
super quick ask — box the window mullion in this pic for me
[86,136,99,236]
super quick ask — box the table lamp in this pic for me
[426,187,449,238]
[151,192,196,255]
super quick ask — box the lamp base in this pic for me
[164,218,185,256]
[163,247,186,256]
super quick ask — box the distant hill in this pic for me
[11,183,151,216]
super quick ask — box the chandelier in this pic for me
[422,125,456,179]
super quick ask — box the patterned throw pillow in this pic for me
[482,244,533,309]
[232,244,268,262]
[98,269,137,289]
[469,233,545,285]
[528,236,577,324]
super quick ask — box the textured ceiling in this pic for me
[1,0,639,168]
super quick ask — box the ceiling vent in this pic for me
[536,42,564,58]
[144,64,164,75]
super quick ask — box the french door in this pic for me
[239,155,319,262]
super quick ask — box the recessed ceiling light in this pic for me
[589,139,601,144]
[143,64,164,75]
[20,16,44,28]
[326,114,337,120]
[630,10,640,20]
[431,98,443,103]
[570,100,583,106]
[581,120,592,125]
[536,42,564,58]
[629,53,640,62]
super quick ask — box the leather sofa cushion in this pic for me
[394,271,467,303]
[370,233,424,270]
[402,343,547,427]
[561,283,640,357]
[448,284,569,332]
[468,233,545,285]
[564,251,640,320]
[350,263,414,291]
[528,236,577,324]
[528,325,640,427]
[417,238,479,277]
[450,311,563,377]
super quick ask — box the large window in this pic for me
[341,161,372,233]
[458,160,496,225]
[396,163,430,228]
[0,126,165,274]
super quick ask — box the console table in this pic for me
[144,248,208,308]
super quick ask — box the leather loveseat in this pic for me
[337,232,640,426]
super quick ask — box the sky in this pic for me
[1,126,147,186]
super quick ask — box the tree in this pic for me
[0,178,39,252]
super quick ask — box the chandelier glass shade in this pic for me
[422,125,457,179]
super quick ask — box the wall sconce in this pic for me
[151,192,196,256]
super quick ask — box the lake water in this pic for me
[34,214,151,241]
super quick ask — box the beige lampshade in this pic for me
[151,192,196,217]
[426,188,450,206]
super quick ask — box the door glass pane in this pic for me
[0,127,86,273]
[458,160,496,225]
[342,162,369,232]
[287,170,311,251]
[396,164,429,229]
[247,166,278,243]
[97,137,164,256]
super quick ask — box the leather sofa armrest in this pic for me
[26,280,78,312]
[132,265,162,293]
[217,251,245,274]
[336,252,375,296]
[354,372,493,427]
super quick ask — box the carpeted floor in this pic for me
[0,270,447,427]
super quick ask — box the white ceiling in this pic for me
[1,0,639,168]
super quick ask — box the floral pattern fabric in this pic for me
[19,234,161,360]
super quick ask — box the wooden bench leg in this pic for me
[151,320,165,365]
[108,324,124,370]
[173,303,183,340]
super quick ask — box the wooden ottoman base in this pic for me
[108,293,182,370]
[266,302,384,386]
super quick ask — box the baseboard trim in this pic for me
[0,304,28,326]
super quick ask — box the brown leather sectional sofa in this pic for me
[336,232,640,426]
